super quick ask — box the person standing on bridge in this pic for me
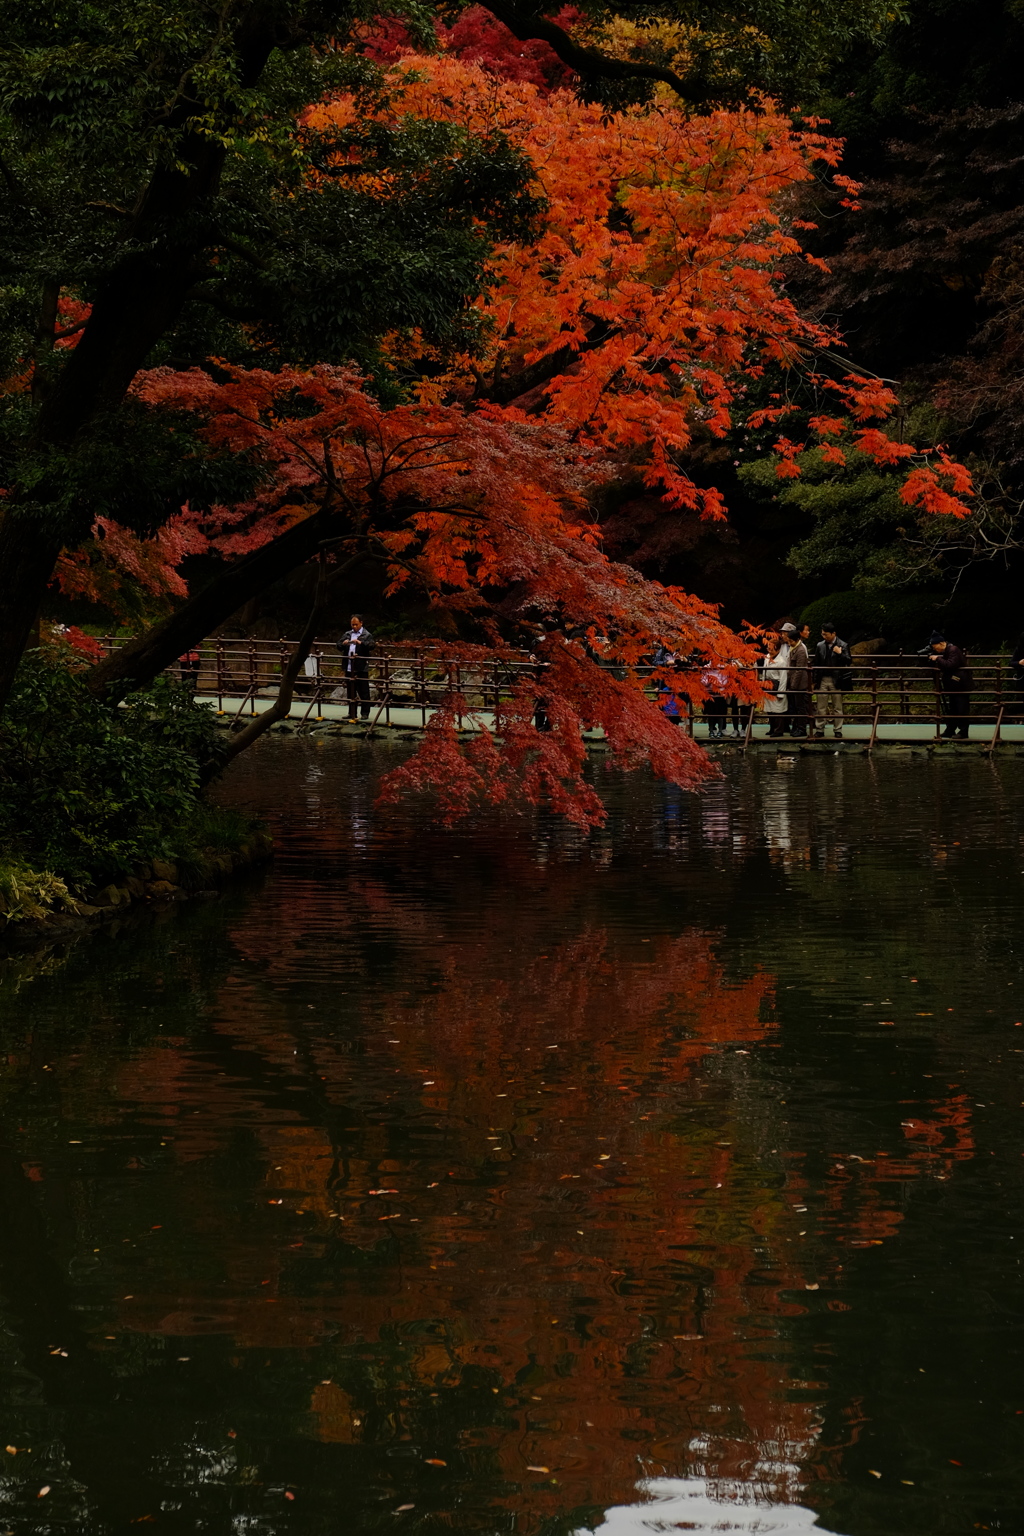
[1011,631,1024,716]
[780,622,811,737]
[928,631,972,739]
[761,630,790,738]
[336,615,375,721]
[812,622,852,740]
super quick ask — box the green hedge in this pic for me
[0,650,229,886]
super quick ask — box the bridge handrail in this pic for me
[96,637,1024,732]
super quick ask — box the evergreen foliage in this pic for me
[0,648,226,884]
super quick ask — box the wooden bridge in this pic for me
[98,637,1024,749]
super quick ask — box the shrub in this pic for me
[0,858,71,922]
[0,650,226,886]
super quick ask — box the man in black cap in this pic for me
[927,632,972,739]
[812,622,852,739]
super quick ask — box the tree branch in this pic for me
[478,2,690,97]
[205,552,329,779]
[84,502,347,700]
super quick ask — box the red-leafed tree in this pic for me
[110,363,759,820]
[360,6,580,89]
[78,51,974,822]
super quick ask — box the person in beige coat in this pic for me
[780,622,811,737]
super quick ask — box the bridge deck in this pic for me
[95,637,1024,749]
[205,691,1024,748]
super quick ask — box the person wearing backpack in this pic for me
[812,622,852,740]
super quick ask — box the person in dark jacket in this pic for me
[1011,631,1024,717]
[928,631,972,738]
[812,622,852,739]
[336,614,375,720]
[781,622,811,736]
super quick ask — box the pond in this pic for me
[1,740,1023,1535]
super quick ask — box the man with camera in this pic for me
[812,622,852,740]
[336,614,375,721]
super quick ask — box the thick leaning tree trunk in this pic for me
[0,14,281,714]
[84,507,347,700]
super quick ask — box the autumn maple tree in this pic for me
[1,3,979,827]
[0,0,910,704]
[67,49,971,816]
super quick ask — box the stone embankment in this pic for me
[0,831,274,947]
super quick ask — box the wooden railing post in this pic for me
[987,703,1005,754]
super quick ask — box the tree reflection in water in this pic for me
[0,742,1021,1535]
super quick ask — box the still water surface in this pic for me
[1,743,1023,1535]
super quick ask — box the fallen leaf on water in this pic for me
[868,1470,881,1478]
[424,1458,446,1467]
[527,1466,550,1474]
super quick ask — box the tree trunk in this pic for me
[0,15,285,712]
[0,524,65,705]
[84,508,356,699]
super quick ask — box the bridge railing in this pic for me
[99,637,542,728]
[667,652,1024,742]
[96,637,1024,737]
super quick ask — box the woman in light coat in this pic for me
[761,636,790,738]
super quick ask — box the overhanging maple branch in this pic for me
[477,2,690,98]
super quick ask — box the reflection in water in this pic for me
[581,1479,843,1534]
[0,743,1022,1535]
